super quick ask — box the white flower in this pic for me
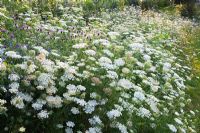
[84,105,95,114]
[106,71,118,79]
[93,39,110,47]
[71,107,80,114]
[9,82,19,93]
[114,58,125,67]
[180,128,186,133]
[72,43,87,49]
[175,79,185,89]
[5,51,21,59]
[37,85,45,90]
[0,101,7,112]
[41,59,55,72]
[18,92,33,102]
[145,96,159,113]
[190,110,195,115]
[98,57,115,69]
[66,121,75,127]
[143,54,151,61]
[0,62,6,71]
[46,86,57,94]
[118,79,133,89]
[11,96,24,109]
[16,63,27,70]
[86,127,102,133]
[122,67,130,74]
[32,99,46,110]
[51,52,60,57]
[67,84,78,95]
[85,50,96,56]
[137,107,151,118]
[89,116,102,125]
[8,74,20,81]
[103,49,114,57]
[46,96,63,108]
[129,43,144,50]
[74,98,87,106]
[19,127,25,132]
[116,122,128,133]
[98,57,112,64]
[83,100,98,114]
[56,61,69,69]
[67,84,77,91]
[108,31,120,39]
[151,85,159,92]
[90,92,98,99]
[163,62,171,72]
[37,73,53,87]
[37,110,49,119]
[24,17,31,21]
[77,85,86,91]
[136,61,144,68]
[107,109,122,119]
[0,87,7,93]
[0,99,6,105]
[33,46,49,56]
[167,124,177,133]
[65,128,73,133]
[148,77,160,92]
[134,91,145,101]
[32,102,43,110]
[174,118,183,125]
[114,104,124,112]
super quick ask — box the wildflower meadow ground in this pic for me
[0,5,199,133]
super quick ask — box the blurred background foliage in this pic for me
[0,0,200,19]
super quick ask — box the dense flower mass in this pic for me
[0,4,198,133]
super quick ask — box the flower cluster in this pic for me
[0,5,198,133]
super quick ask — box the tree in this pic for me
[175,0,196,17]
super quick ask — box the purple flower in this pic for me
[2,56,7,61]
[10,33,15,39]
[1,29,7,33]
[15,44,20,48]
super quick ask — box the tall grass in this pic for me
[178,25,200,132]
